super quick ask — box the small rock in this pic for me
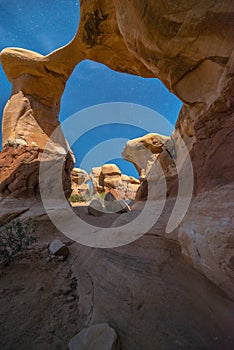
[49,240,69,259]
[88,198,104,216]
[104,191,130,213]
[68,323,120,350]
[67,296,75,302]
[105,195,131,214]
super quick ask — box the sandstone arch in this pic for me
[0,1,233,348]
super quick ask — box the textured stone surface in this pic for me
[90,164,140,200]
[178,184,234,299]
[122,133,175,179]
[88,198,104,216]
[71,234,234,350]
[89,167,103,193]
[0,202,233,349]
[71,168,90,186]
[0,0,233,340]
[71,168,90,197]
[0,145,73,199]
[122,133,177,200]
[68,323,120,350]
[104,192,130,214]
[49,239,69,258]
[1,0,233,197]
[0,47,75,198]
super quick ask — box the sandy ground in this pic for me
[0,203,125,349]
[0,202,233,349]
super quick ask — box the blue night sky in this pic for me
[0,0,182,178]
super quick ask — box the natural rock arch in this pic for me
[0,0,233,312]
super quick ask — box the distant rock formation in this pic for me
[122,133,177,201]
[90,164,140,201]
[70,168,90,197]
[122,133,176,179]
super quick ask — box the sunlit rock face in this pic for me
[70,168,91,197]
[122,133,175,180]
[122,133,177,201]
[90,164,140,200]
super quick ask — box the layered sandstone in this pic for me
[0,1,233,346]
[90,164,140,200]
[0,48,78,198]
[1,0,233,196]
[70,168,90,198]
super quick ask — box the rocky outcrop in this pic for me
[0,0,233,342]
[101,164,122,189]
[178,184,234,299]
[71,233,234,350]
[88,198,104,216]
[90,164,140,201]
[76,1,234,105]
[78,0,233,299]
[122,133,175,177]
[89,167,103,193]
[120,174,141,200]
[75,0,234,195]
[122,133,177,201]
[71,168,90,197]
[104,192,130,214]
[0,144,73,198]
[1,0,233,197]
[0,48,76,198]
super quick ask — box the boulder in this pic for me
[90,167,103,193]
[122,133,175,180]
[0,144,74,199]
[90,165,140,200]
[49,240,69,259]
[88,198,104,216]
[68,323,120,350]
[101,164,121,176]
[101,164,122,190]
[104,192,130,214]
[120,174,140,200]
[122,133,176,200]
[71,168,90,186]
[71,168,90,197]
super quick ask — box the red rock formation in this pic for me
[0,48,76,198]
[90,164,140,200]
[75,0,233,299]
[70,168,90,198]
[0,2,233,346]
